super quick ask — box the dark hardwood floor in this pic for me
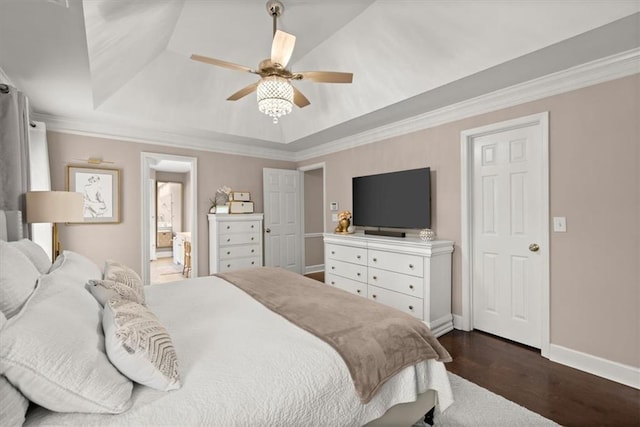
[304,272,640,426]
[439,330,639,426]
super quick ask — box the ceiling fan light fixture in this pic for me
[257,76,293,124]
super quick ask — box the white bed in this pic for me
[0,210,453,427]
[26,276,452,426]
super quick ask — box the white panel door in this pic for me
[263,168,302,273]
[472,124,543,348]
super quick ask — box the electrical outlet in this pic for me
[331,214,338,222]
[553,217,567,232]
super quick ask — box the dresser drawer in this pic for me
[326,259,367,283]
[326,273,367,297]
[218,221,260,235]
[368,267,424,298]
[368,285,424,319]
[325,243,367,266]
[368,250,423,277]
[219,244,260,260]
[219,232,260,246]
[219,256,261,272]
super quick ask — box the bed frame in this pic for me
[1,210,437,426]
[364,389,436,427]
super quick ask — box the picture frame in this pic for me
[67,166,120,223]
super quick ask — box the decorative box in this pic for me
[230,191,251,202]
[229,201,254,214]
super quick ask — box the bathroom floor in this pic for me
[150,255,185,284]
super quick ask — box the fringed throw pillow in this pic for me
[103,260,145,304]
[103,299,181,391]
[87,279,146,306]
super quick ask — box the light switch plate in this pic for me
[553,217,567,232]
[330,202,338,211]
[331,213,338,222]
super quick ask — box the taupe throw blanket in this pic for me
[216,267,452,403]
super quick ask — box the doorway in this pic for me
[141,153,198,285]
[152,180,184,283]
[299,163,326,275]
[460,112,550,356]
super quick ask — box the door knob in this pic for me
[529,243,540,252]
[265,228,271,233]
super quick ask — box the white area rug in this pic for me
[414,373,560,426]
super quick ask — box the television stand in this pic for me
[364,229,406,238]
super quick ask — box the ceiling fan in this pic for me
[190,0,353,123]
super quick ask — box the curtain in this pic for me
[0,83,31,238]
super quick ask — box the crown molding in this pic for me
[0,65,14,86]
[293,48,640,161]
[34,113,296,162]
[35,48,638,163]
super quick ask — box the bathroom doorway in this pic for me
[141,153,198,285]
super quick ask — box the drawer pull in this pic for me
[331,266,335,270]
[251,249,255,253]
[356,289,361,294]
[227,251,231,255]
[409,305,414,310]
[373,276,377,280]
[409,285,414,289]
[331,251,335,255]
[409,264,414,269]
[372,294,377,299]
[372,258,377,262]
[356,255,361,259]
[226,226,230,229]
[227,238,231,242]
[251,225,254,228]
[251,261,255,265]
[227,264,231,268]
[356,272,361,277]
[251,237,254,241]
[331,281,335,285]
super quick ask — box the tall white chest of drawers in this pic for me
[208,214,263,274]
[323,233,454,337]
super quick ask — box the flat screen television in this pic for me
[352,167,431,236]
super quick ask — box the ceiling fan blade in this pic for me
[227,81,260,101]
[295,71,353,84]
[292,85,310,108]
[270,30,296,68]
[190,54,255,73]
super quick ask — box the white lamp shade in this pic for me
[26,191,85,223]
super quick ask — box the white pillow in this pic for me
[0,240,40,318]
[103,299,181,391]
[104,260,145,304]
[49,250,102,282]
[0,374,29,426]
[0,267,133,414]
[87,279,145,306]
[9,239,52,274]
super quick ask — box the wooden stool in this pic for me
[182,241,192,278]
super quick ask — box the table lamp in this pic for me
[26,191,84,261]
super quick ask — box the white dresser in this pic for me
[323,233,454,337]
[208,214,263,274]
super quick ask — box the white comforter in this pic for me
[26,276,453,426]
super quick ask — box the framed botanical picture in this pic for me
[67,166,120,223]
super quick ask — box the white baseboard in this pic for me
[450,319,639,389]
[428,315,454,338]
[452,314,471,331]
[549,344,639,389]
[304,264,324,275]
